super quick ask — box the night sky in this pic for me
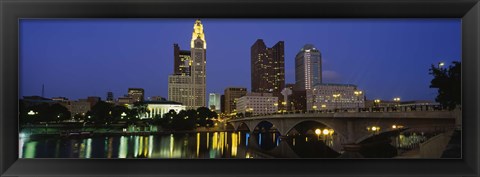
[20,19,461,102]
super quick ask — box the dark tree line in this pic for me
[85,101,147,125]
[156,107,218,131]
[429,61,461,110]
[19,101,71,125]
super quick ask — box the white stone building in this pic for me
[141,101,186,119]
[236,92,278,115]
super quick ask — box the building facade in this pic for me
[208,93,221,112]
[128,88,145,103]
[295,44,322,90]
[173,43,192,76]
[250,39,285,107]
[168,19,207,110]
[224,87,247,114]
[68,100,91,117]
[307,84,365,111]
[141,101,186,119]
[168,75,194,108]
[285,83,307,112]
[236,92,278,115]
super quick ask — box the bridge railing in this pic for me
[233,105,449,119]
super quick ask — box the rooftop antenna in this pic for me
[41,84,45,97]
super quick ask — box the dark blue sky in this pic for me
[20,19,461,101]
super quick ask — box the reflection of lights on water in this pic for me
[206,132,209,149]
[148,136,153,158]
[119,136,128,158]
[19,133,28,158]
[86,138,92,158]
[245,133,249,147]
[276,135,280,146]
[212,132,218,149]
[231,133,238,157]
[138,136,144,157]
[293,138,296,146]
[169,134,174,158]
[259,133,262,146]
[238,132,241,144]
[108,138,113,158]
[272,133,276,144]
[196,133,200,157]
[134,136,139,158]
[143,136,148,157]
[23,141,37,158]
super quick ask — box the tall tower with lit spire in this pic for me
[168,19,207,109]
[190,19,207,109]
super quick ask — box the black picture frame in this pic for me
[1,0,479,176]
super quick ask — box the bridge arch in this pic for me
[225,123,235,131]
[252,120,279,133]
[282,119,347,139]
[235,122,251,132]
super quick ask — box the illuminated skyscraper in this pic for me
[295,44,322,90]
[128,88,144,102]
[168,19,207,109]
[251,39,285,108]
[208,93,221,112]
[173,43,191,76]
[190,19,207,109]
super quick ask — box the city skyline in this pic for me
[20,19,461,101]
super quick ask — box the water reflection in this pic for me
[20,129,421,158]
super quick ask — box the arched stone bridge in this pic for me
[227,110,460,146]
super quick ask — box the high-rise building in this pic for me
[106,92,114,103]
[295,44,322,90]
[208,93,221,112]
[128,88,145,102]
[173,43,191,76]
[224,87,247,114]
[168,75,193,107]
[251,39,285,108]
[220,94,225,114]
[168,19,207,110]
[236,92,278,115]
[190,19,207,109]
[251,39,285,94]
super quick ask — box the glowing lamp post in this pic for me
[315,128,321,140]
[438,62,445,68]
[27,110,35,115]
[393,97,401,110]
[354,91,363,112]
[367,126,381,135]
[121,112,127,119]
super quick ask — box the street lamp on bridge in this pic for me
[393,97,401,110]
[354,90,363,112]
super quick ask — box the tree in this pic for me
[86,101,113,124]
[429,61,461,110]
[19,102,71,124]
[49,103,71,122]
[196,107,217,127]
